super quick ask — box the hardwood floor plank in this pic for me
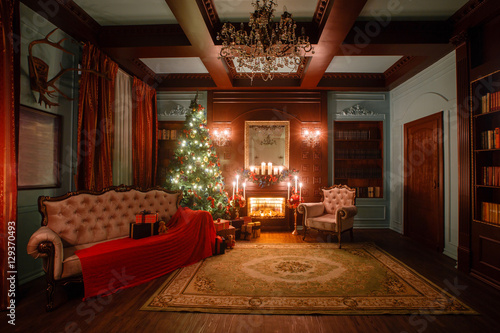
[7,229,500,333]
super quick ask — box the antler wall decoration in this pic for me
[28,28,108,108]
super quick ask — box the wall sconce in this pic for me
[303,128,321,147]
[212,128,231,147]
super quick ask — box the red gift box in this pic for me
[135,211,159,224]
[213,235,226,255]
[214,219,230,232]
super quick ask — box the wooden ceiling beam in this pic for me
[165,0,232,88]
[300,0,368,88]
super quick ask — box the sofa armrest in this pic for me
[27,226,64,280]
[298,203,325,220]
[337,205,358,220]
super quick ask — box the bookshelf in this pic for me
[157,121,183,185]
[333,121,384,198]
[471,69,500,288]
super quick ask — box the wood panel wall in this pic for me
[207,91,329,203]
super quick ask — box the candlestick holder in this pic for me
[287,200,299,235]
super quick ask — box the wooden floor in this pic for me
[6,229,500,333]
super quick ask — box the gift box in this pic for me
[241,222,254,240]
[129,222,160,239]
[230,219,244,230]
[214,235,226,255]
[252,221,261,238]
[214,219,230,232]
[217,225,236,240]
[135,211,159,224]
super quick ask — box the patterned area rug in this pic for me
[141,243,476,315]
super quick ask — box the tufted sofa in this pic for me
[27,186,182,311]
[297,185,357,248]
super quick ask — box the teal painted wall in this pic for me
[17,4,80,284]
[327,92,391,228]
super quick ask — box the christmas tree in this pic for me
[165,96,230,219]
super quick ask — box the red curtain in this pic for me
[0,0,18,311]
[132,77,158,189]
[77,44,118,191]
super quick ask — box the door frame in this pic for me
[403,111,444,251]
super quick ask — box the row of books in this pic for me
[480,91,500,114]
[481,202,500,224]
[335,168,382,179]
[481,166,500,186]
[355,186,382,198]
[158,129,177,141]
[334,130,379,140]
[480,129,500,149]
[335,149,381,159]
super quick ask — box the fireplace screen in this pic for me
[248,197,285,219]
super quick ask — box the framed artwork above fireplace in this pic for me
[244,120,290,169]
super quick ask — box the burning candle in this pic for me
[273,167,278,175]
[287,182,290,200]
[294,175,298,193]
[243,182,246,199]
[232,182,235,198]
[249,166,255,173]
[236,174,239,194]
[268,162,272,175]
[261,162,266,175]
[278,166,283,174]
[299,183,303,202]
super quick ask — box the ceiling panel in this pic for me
[214,0,317,22]
[140,58,209,74]
[326,56,403,73]
[359,0,469,20]
[73,0,177,26]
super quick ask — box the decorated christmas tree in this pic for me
[165,96,230,219]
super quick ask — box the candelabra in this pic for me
[303,128,321,147]
[212,128,231,147]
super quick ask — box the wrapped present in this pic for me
[135,210,159,224]
[129,222,160,239]
[230,219,244,230]
[252,221,261,238]
[214,235,226,255]
[241,222,254,240]
[214,219,230,232]
[217,225,236,240]
[129,223,151,239]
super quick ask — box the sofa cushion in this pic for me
[60,237,127,279]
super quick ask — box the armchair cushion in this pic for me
[323,188,355,214]
[306,214,337,232]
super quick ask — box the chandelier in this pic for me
[217,0,314,82]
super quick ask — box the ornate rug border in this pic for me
[140,243,477,315]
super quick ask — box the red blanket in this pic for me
[75,207,215,300]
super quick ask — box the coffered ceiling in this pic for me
[22,0,488,91]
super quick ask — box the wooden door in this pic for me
[404,112,444,252]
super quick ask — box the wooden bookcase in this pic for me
[333,121,384,198]
[157,121,183,185]
[470,70,500,287]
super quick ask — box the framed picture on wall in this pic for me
[18,106,62,189]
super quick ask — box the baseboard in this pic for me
[19,270,45,286]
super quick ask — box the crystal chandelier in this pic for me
[217,0,314,82]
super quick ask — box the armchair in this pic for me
[297,185,357,248]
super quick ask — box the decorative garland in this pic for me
[236,168,300,188]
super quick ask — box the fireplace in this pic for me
[248,197,286,219]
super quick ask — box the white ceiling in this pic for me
[326,56,404,73]
[73,0,177,26]
[359,0,469,20]
[140,58,209,74]
[214,0,317,22]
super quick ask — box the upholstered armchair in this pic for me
[297,185,357,248]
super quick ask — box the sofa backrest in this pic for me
[39,187,181,247]
[322,185,356,214]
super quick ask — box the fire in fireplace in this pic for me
[248,197,286,219]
